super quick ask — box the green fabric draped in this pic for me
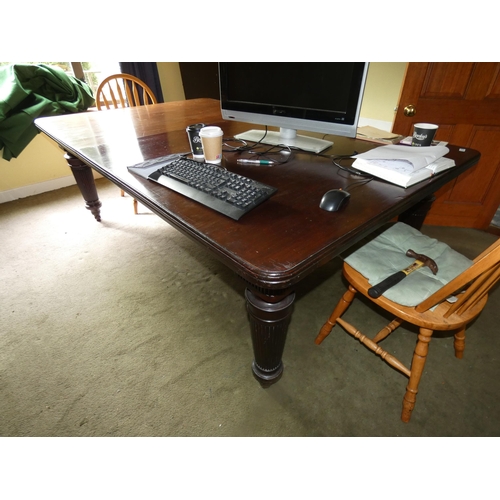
[0,63,95,160]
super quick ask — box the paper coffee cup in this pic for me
[411,123,438,147]
[199,126,223,164]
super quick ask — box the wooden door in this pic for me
[392,62,500,231]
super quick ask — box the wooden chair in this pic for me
[95,74,158,214]
[95,73,157,110]
[315,223,500,423]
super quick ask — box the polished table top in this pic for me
[35,98,481,386]
[36,98,480,292]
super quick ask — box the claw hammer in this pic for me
[367,249,438,299]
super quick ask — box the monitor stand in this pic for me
[235,128,333,154]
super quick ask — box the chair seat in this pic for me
[343,263,488,330]
[343,222,473,306]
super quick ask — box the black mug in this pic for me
[411,123,438,147]
[186,123,205,159]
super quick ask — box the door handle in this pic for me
[404,105,416,117]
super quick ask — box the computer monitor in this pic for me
[219,62,369,153]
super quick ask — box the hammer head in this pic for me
[406,249,438,274]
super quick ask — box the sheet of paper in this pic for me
[357,126,401,140]
[359,159,416,174]
[353,144,449,170]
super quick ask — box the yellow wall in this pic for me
[157,62,185,101]
[360,62,407,124]
[0,62,407,198]
[0,62,188,197]
[0,133,73,196]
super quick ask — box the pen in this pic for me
[237,159,275,165]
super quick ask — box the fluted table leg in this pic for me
[245,288,295,388]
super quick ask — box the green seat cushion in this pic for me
[344,222,473,307]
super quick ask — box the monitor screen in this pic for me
[219,62,369,153]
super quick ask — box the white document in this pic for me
[352,145,455,188]
[353,144,450,171]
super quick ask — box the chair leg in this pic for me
[120,188,139,214]
[454,327,466,359]
[372,317,404,344]
[315,285,357,345]
[401,327,433,423]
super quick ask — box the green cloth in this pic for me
[344,222,473,307]
[0,64,95,160]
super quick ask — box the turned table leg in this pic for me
[245,288,295,388]
[64,152,102,222]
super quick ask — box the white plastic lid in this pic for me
[199,126,223,137]
[414,123,438,129]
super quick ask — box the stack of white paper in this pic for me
[352,145,456,188]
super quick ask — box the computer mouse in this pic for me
[319,189,351,212]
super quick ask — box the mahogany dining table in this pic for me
[35,98,480,387]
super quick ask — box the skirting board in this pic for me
[0,175,77,204]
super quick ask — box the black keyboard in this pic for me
[148,157,277,220]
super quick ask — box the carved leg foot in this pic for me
[245,288,295,388]
[64,153,102,222]
[402,327,433,423]
[315,284,356,345]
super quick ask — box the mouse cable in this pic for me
[316,151,357,163]
[344,177,373,191]
[330,153,373,178]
